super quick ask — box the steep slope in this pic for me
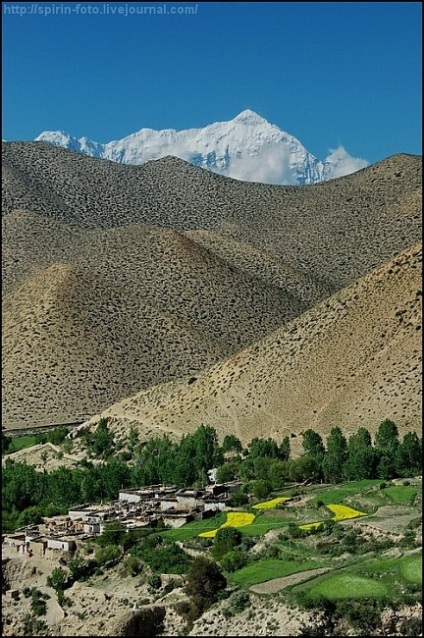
[2,143,421,293]
[35,110,368,185]
[90,244,422,452]
[2,214,308,429]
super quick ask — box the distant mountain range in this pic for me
[35,110,369,185]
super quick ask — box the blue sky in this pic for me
[2,2,422,162]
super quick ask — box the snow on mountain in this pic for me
[35,110,368,185]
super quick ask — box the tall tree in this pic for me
[395,432,422,477]
[375,419,400,479]
[279,436,291,461]
[302,429,325,461]
[343,427,376,480]
[322,427,348,483]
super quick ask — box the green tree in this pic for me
[248,437,280,459]
[212,526,242,559]
[395,432,422,477]
[185,557,227,614]
[268,460,290,489]
[90,418,114,458]
[252,479,272,500]
[47,567,68,604]
[221,435,243,454]
[97,521,126,547]
[289,456,321,483]
[302,430,325,462]
[95,544,121,567]
[322,427,348,483]
[215,461,239,484]
[343,428,376,480]
[68,557,96,581]
[279,436,291,461]
[375,419,400,479]
[219,549,247,572]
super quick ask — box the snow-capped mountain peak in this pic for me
[35,112,369,185]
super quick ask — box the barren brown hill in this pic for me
[2,143,422,292]
[2,215,308,429]
[2,144,422,430]
[90,244,422,452]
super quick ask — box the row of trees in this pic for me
[2,420,421,532]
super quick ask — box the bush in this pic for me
[147,574,162,591]
[227,490,249,507]
[399,617,422,636]
[228,590,250,614]
[123,555,143,577]
[68,557,96,581]
[185,557,227,615]
[95,544,121,567]
[47,427,68,446]
[30,589,47,617]
[219,549,248,572]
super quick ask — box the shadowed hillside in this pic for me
[1,144,422,430]
[3,215,309,428]
[90,244,422,453]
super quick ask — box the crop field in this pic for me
[300,573,390,600]
[299,503,366,529]
[6,435,43,453]
[238,510,296,536]
[161,513,226,541]
[383,485,418,504]
[327,504,366,521]
[199,511,256,538]
[309,480,381,505]
[229,558,325,587]
[400,556,422,584]
[252,497,290,510]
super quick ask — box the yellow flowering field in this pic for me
[252,497,290,510]
[199,511,256,538]
[327,504,366,521]
[299,521,323,530]
[299,503,366,530]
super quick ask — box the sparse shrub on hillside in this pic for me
[47,426,68,446]
[123,555,144,577]
[95,544,122,567]
[68,557,96,581]
[399,617,422,636]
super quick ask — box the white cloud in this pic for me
[224,146,297,185]
[324,145,369,180]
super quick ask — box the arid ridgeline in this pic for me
[2,142,422,432]
[89,243,422,452]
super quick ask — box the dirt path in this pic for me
[249,567,331,594]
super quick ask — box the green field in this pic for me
[310,480,381,505]
[161,513,226,541]
[230,558,323,587]
[302,573,389,600]
[400,556,422,584]
[383,486,418,504]
[6,435,44,454]
[238,510,296,536]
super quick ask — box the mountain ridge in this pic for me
[34,110,369,185]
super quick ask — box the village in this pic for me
[3,478,242,561]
